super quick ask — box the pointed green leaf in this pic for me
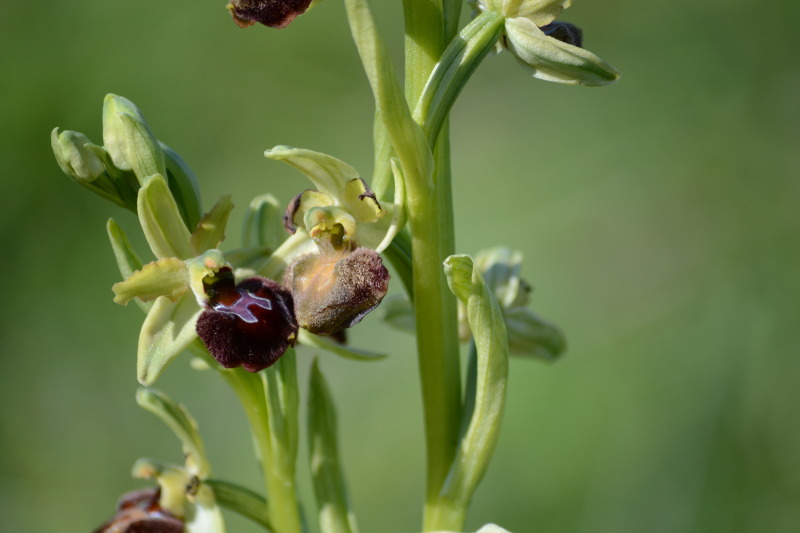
[442,254,509,507]
[308,359,359,533]
[191,195,233,254]
[138,294,201,386]
[112,257,190,305]
[298,329,387,362]
[265,146,358,198]
[242,194,287,250]
[138,174,194,259]
[162,142,204,231]
[107,218,150,313]
[505,17,620,86]
[136,387,211,478]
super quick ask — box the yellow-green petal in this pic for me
[112,257,190,305]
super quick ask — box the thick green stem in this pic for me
[402,1,464,530]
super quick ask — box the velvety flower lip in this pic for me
[196,275,298,372]
[227,0,313,29]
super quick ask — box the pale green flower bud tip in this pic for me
[102,93,165,180]
[51,128,106,181]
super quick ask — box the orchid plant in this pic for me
[51,0,617,531]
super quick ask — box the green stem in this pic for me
[402,1,464,531]
[193,344,301,533]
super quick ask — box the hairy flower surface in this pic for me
[196,275,298,371]
[227,0,312,28]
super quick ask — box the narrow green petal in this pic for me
[308,359,359,533]
[136,387,211,478]
[137,294,201,386]
[298,329,387,362]
[138,174,194,259]
[442,255,509,507]
[112,257,190,305]
[191,196,234,255]
[265,145,358,198]
[108,218,150,313]
[373,159,406,253]
[505,17,620,86]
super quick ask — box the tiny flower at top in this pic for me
[227,0,313,28]
[475,0,620,85]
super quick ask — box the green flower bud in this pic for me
[50,129,105,181]
[102,93,166,181]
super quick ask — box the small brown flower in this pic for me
[196,276,298,372]
[284,245,390,336]
[94,488,184,533]
[226,0,313,29]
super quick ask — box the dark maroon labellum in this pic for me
[196,276,298,372]
[94,488,184,533]
[540,22,584,48]
[227,0,313,29]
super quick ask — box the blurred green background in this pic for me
[2,0,799,531]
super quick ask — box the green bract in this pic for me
[477,0,619,85]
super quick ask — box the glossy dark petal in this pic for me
[540,21,583,48]
[196,277,298,372]
[94,488,184,533]
[285,248,390,335]
[227,0,313,29]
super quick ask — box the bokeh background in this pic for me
[2,0,799,531]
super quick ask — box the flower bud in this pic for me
[227,0,313,29]
[93,488,184,533]
[102,94,166,181]
[51,129,105,181]
[284,246,390,335]
[196,275,298,372]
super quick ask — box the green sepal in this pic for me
[137,293,201,386]
[504,307,565,360]
[102,94,166,179]
[204,479,271,530]
[474,247,525,309]
[343,0,434,193]
[307,359,359,533]
[191,196,233,255]
[415,10,505,142]
[442,254,509,507]
[112,257,190,305]
[484,0,571,26]
[107,218,150,313]
[381,294,415,333]
[162,142,204,231]
[138,174,194,259]
[298,329,387,362]
[504,16,620,86]
[136,387,211,478]
[373,159,406,253]
[242,194,286,250]
[265,146,358,198]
